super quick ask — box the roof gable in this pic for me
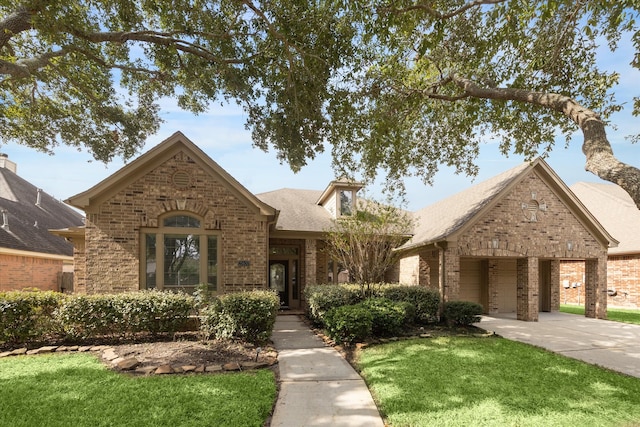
[401,158,616,251]
[570,182,640,254]
[0,168,84,256]
[66,132,276,217]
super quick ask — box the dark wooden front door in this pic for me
[269,261,289,308]
[539,260,551,312]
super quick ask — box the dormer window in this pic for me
[339,190,354,216]
[317,179,364,219]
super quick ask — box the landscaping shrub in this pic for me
[0,290,64,344]
[360,298,409,337]
[442,301,483,326]
[323,304,373,345]
[55,291,195,340]
[304,284,363,326]
[200,290,279,344]
[379,285,440,324]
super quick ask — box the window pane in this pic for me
[269,246,299,255]
[163,215,200,228]
[340,190,353,216]
[207,236,217,291]
[164,234,200,288]
[145,234,156,289]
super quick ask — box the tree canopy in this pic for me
[1,1,639,206]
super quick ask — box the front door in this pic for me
[269,261,288,308]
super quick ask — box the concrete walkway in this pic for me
[476,312,640,378]
[270,315,385,427]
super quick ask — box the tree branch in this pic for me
[451,75,640,209]
[0,5,33,49]
[380,0,507,20]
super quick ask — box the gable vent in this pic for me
[172,171,191,188]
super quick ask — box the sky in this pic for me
[1,37,639,213]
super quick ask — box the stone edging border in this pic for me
[0,344,279,376]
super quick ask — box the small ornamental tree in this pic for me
[324,197,413,285]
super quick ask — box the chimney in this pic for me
[0,153,17,174]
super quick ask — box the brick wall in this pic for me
[82,151,270,293]
[0,253,64,292]
[561,255,640,308]
[397,171,609,318]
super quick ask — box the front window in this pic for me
[141,214,218,293]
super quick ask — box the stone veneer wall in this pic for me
[0,254,64,292]
[82,152,270,294]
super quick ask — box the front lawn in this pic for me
[560,304,640,325]
[0,353,276,427]
[357,336,640,427]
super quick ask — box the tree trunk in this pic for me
[452,76,640,209]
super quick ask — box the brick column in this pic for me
[550,260,560,311]
[487,260,499,314]
[304,239,317,287]
[585,257,607,319]
[442,247,460,303]
[517,257,539,321]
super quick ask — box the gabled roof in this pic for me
[399,158,617,252]
[570,182,640,255]
[66,132,277,218]
[0,167,84,256]
[257,188,333,233]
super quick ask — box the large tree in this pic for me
[323,1,640,208]
[0,0,352,163]
[1,1,639,208]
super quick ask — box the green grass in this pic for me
[0,353,276,427]
[560,304,640,325]
[357,336,640,427]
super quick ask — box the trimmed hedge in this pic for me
[304,284,364,326]
[324,304,373,345]
[0,291,63,344]
[200,290,279,344]
[54,291,195,340]
[360,298,410,337]
[377,285,440,324]
[305,283,440,327]
[443,301,484,326]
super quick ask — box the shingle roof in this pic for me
[570,182,640,255]
[256,188,333,233]
[400,162,530,251]
[0,167,84,256]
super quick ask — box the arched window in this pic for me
[141,213,219,293]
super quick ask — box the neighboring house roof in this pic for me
[570,182,640,255]
[257,188,333,233]
[0,167,84,257]
[65,131,277,219]
[400,158,617,252]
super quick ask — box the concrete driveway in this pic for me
[476,312,640,378]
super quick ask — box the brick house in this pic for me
[62,132,362,309]
[62,133,616,320]
[560,182,640,309]
[0,154,85,292]
[392,159,616,321]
